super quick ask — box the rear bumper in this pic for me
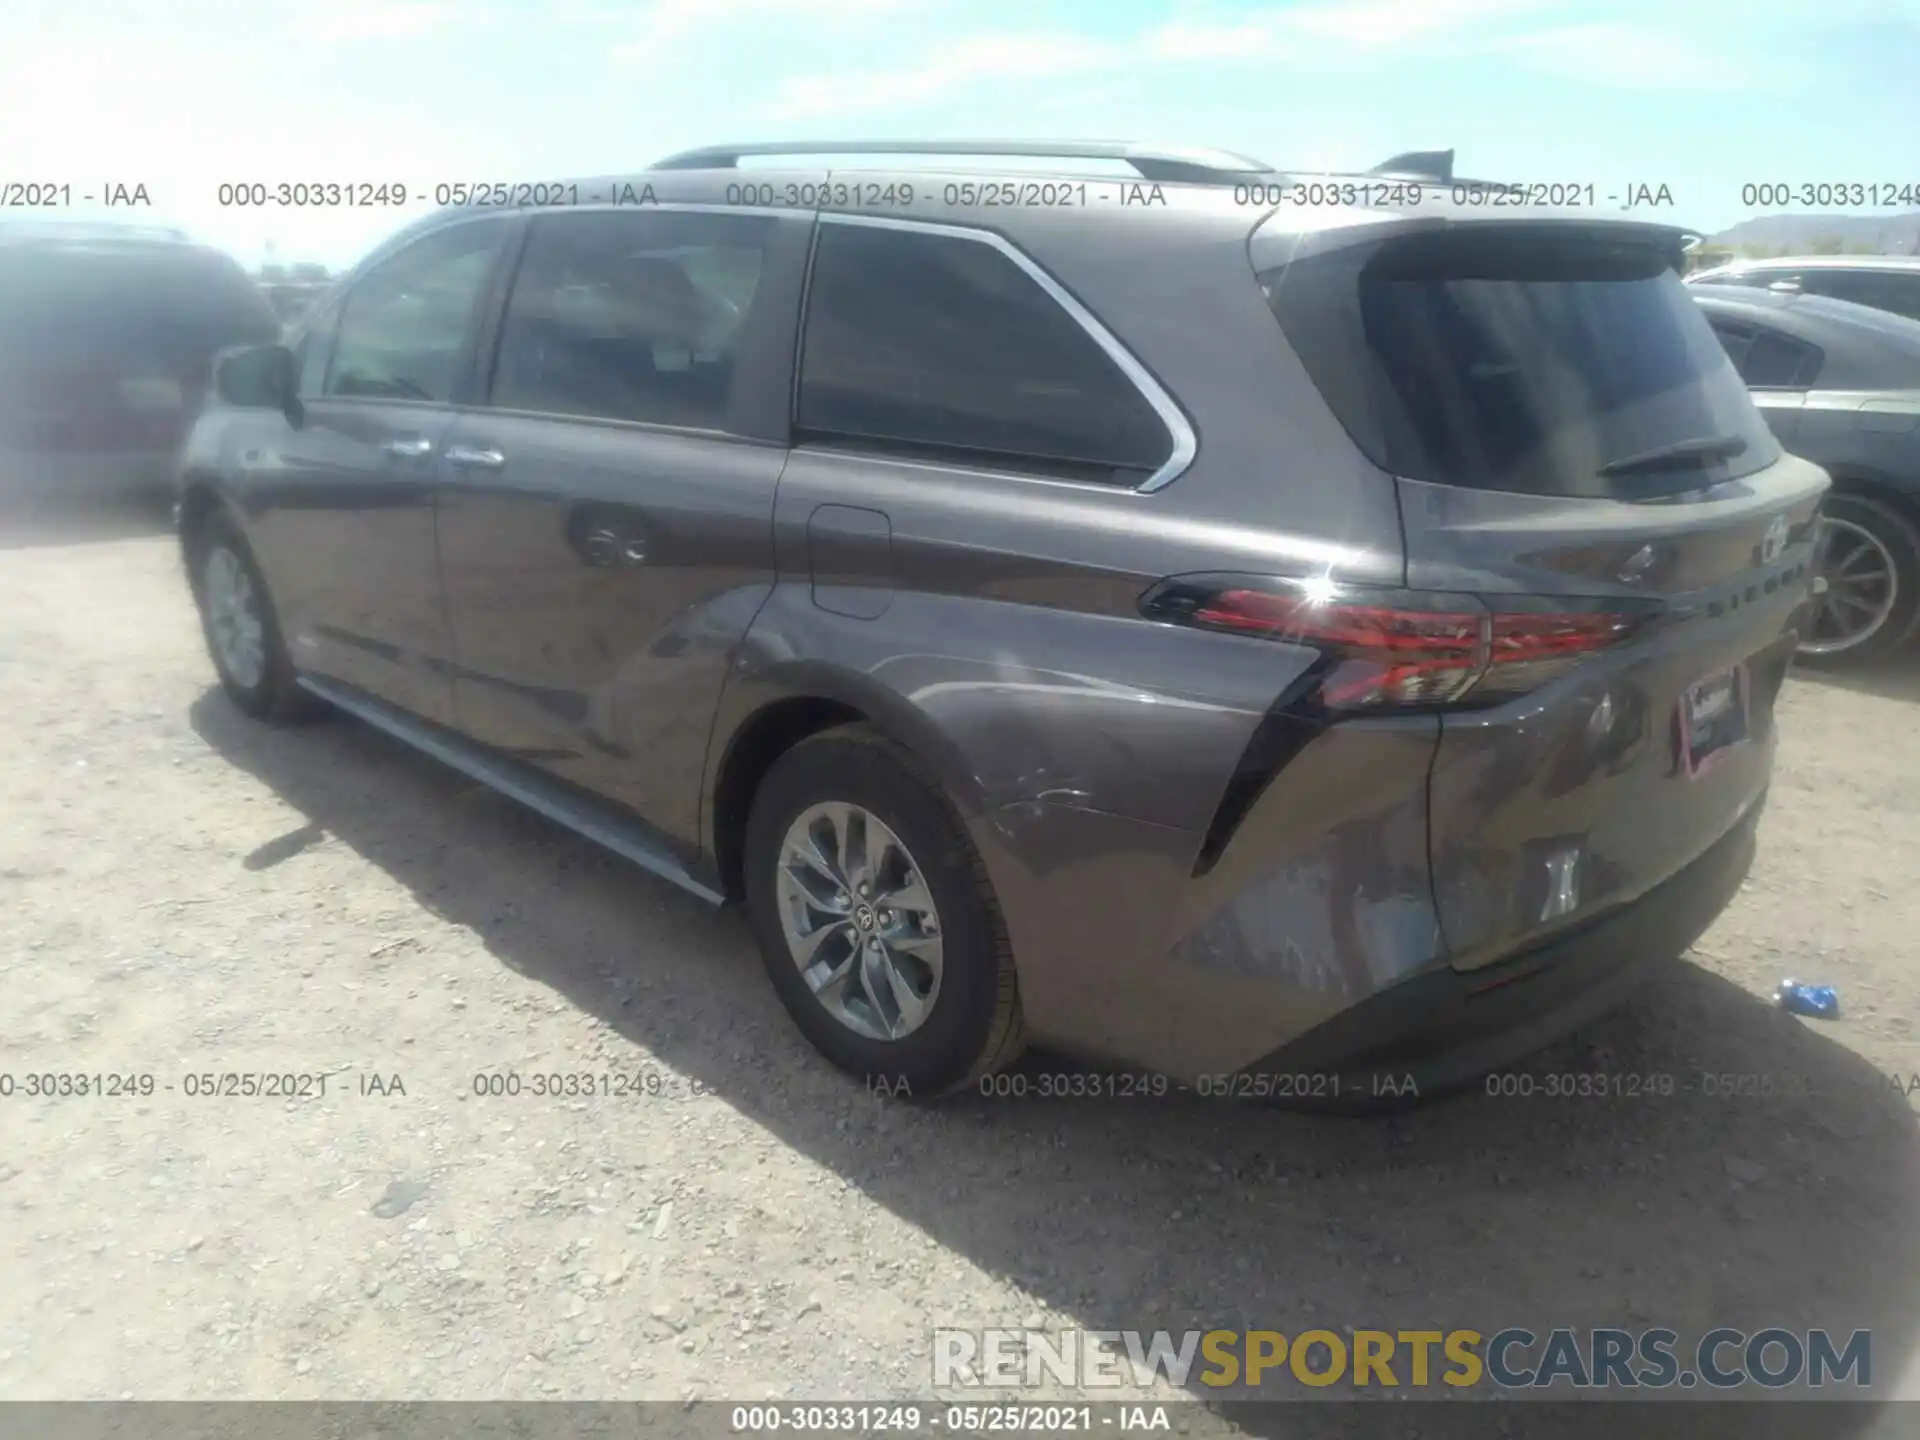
[1236,792,1762,1104]
[994,714,1765,1087]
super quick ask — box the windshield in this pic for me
[1266,230,1782,499]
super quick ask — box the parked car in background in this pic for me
[1688,255,1920,325]
[1691,283,1920,663]
[177,142,1823,1102]
[0,221,280,505]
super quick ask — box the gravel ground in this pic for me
[2,500,1919,1416]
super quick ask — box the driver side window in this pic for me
[325,223,501,403]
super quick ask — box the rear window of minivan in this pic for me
[1265,230,1782,500]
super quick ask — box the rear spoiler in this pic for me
[1368,149,1591,196]
[1370,149,1456,183]
[1363,151,1705,257]
[1249,209,1699,273]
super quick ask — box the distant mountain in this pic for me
[1705,212,1920,256]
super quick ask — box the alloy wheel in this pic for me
[774,801,944,1042]
[1803,516,1899,656]
[203,545,267,689]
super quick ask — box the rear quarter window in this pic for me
[796,221,1174,485]
[1707,319,1824,388]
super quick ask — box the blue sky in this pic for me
[5,0,1918,270]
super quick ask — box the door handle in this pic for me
[381,435,434,459]
[446,445,506,470]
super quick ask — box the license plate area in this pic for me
[1676,665,1750,777]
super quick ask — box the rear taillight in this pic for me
[1142,575,1653,714]
[1472,609,1646,701]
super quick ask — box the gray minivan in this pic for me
[176,142,1826,1103]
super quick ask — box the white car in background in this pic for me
[1688,255,1920,325]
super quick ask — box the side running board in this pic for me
[297,674,727,907]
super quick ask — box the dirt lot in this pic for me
[3,500,1920,1415]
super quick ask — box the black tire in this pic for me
[743,723,1024,1097]
[1798,492,1920,667]
[184,509,325,722]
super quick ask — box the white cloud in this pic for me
[1494,21,1802,92]
[770,33,1121,119]
[1285,0,1539,45]
[301,0,460,42]
[759,0,1846,121]
[4,0,1904,261]
[764,0,1571,119]
[0,19,517,267]
[1143,22,1282,61]
[616,0,904,59]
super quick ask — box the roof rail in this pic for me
[649,139,1275,184]
[1369,149,1455,183]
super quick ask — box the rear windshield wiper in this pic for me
[1598,434,1748,476]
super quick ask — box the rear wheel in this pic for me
[1799,493,1920,666]
[743,724,1024,1096]
[186,510,322,721]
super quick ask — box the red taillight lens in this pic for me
[1472,609,1646,700]
[1142,576,1652,713]
[1191,588,1486,708]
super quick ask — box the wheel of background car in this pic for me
[1798,493,1920,666]
[742,723,1024,1096]
[187,511,325,721]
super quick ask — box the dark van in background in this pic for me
[0,222,280,507]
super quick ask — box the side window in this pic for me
[796,222,1174,484]
[326,223,499,402]
[490,210,771,431]
[1807,270,1920,323]
[1707,319,1755,370]
[1796,271,1847,301]
[1738,328,1821,388]
[295,306,337,398]
[1874,274,1920,323]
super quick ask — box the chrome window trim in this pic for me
[456,403,788,448]
[812,212,1197,494]
[786,439,1174,496]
